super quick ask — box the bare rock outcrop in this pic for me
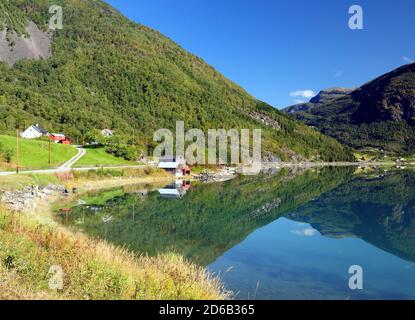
[249,110,281,130]
[0,21,52,65]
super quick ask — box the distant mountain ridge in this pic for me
[310,88,354,104]
[284,88,354,114]
[284,64,415,154]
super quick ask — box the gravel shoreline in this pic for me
[0,185,66,212]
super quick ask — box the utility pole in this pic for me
[16,129,19,174]
[48,138,51,167]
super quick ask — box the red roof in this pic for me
[50,134,66,141]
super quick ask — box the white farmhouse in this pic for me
[20,124,48,139]
[101,129,114,137]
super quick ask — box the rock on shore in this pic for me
[198,169,236,183]
[1,185,65,211]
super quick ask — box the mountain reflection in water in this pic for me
[55,167,415,299]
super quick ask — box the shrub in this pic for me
[96,168,123,178]
[105,144,140,161]
[0,142,13,163]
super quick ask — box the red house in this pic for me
[49,133,71,145]
[61,138,71,145]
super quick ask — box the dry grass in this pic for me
[65,168,172,192]
[0,269,57,300]
[0,167,171,193]
[0,206,230,300]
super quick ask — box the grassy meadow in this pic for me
[74,147,135,167]
[0,135,77,171]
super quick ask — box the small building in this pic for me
[61,138,71,145]
[180,165,191,177]
[49,133,71,144]
[49,133,66,143]
[158,186,186,199]
[158,180,191,199]
[20,124,48,139]
[101,129,114,137]
[158,156,191,177]
[159,155,186,165]
[181,180,191,191]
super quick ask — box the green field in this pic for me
[74,147,135,167]
[0,135,77,171]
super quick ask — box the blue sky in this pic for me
[105,0,415,108]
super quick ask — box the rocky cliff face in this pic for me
[309,88,354,104]
[283,88,353,114]
[0,21,52,65]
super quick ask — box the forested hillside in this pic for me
[0,0,354,161]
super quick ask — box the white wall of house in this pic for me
[20,126,43,139]
[101,129,114,137]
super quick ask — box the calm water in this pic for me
[56,167,415,300]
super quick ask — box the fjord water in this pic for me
[56,167,415,300]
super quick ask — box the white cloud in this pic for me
[402,56,414,64]
[291,227,318,237]
[290,90,316,99]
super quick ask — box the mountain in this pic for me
[284,64,415,154]
[284,88,354,114]
[0,0,353,162]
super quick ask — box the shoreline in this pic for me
[1,160,413,177]
[263,160,413,168]
[1,161,412,204]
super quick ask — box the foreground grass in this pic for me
[74,147,135,167]
[0,135,77,170]
[0,207,228,300]
[0,168,227,300]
